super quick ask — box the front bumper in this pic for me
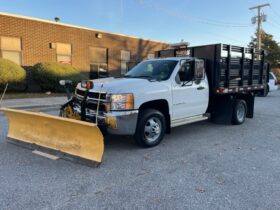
[67,96,139,135]
[104,110,139,135]
[85,110,139,135]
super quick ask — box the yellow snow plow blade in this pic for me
[0,108,104,164]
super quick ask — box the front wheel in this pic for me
[232,100,247,125]
[134,109,166,147]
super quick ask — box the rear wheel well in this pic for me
[138,100,170,133]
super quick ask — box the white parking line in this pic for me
[32,150,59,160]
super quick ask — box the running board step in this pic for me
[171,115,209,128]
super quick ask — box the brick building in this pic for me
[0,12,168,78]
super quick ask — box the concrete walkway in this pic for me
[1,96,66,109]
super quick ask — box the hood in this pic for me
[76,77,168,93]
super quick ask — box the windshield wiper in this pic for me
[123,75,133,78]
[124,75,161,81]
[133,75,153,79]
[124,75,151,79]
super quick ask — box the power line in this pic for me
[269,5,280,19]
[266,6,280,27]
[267,21,280,30]
[135,0,253,46]
[137,0,252,28]
[269,16,280,27]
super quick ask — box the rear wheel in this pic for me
[134,109,166,147]
[232,100,247,125]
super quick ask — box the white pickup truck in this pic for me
[61,44,269,147]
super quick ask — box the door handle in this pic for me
[197,86,205,90]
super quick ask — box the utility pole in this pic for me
[249,3,270,50]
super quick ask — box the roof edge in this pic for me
[0,12,167,44]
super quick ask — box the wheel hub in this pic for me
[144,117,162,142]
[237,103,245,122]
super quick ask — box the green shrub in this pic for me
[0,58,26,91]
[31,62,86,92]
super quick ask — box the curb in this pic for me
[4,103,62,110]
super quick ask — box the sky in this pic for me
[0,0,280,46]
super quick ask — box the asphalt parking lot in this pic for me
[0,90,280,210]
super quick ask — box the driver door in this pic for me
[172,60,208,120]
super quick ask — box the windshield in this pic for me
[269,73,275,80]
[125,60,178,81]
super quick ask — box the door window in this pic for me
[269,73,274,80]
[175,61,193,84]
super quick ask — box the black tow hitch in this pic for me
[59,80,76,118]
[80,90,88,121]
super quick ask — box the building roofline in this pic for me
[0,12,167,44]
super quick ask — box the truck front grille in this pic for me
[86,101,106,112]
[76,89,107,100]
[75,88,109,114]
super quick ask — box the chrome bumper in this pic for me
[104,110,139,135]
[82,109,138,135]
[71,95,138,135]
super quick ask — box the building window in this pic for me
[0,36,22,65]
[56,43,72,64]
[121,50,130,74]
[89,47,108,79]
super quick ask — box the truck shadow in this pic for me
[104,134,136,150]
[103,120,225,151]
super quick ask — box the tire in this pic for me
[134,109,166,147]
[232,100,247,125]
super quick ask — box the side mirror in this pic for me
[59,80,72,86]
[194,60,205,82]
[59,80,73,100]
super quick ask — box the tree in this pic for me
[249,30,280,67]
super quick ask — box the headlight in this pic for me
[110,93,134,110]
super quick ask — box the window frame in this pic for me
[0,36,22,65]
[120,50,131,75]
[56,43,72,64]
[89,47,108,65]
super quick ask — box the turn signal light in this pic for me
[81,80,94,89]
[125,102,134,109]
